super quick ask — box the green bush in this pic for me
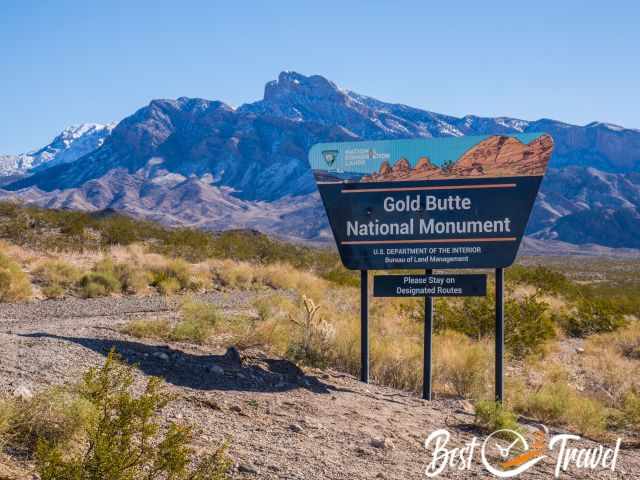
[434,330,491,399]
[78,272,121,298]
[34,260,81,299]
[319,264,359,287]
[157,277,181,296]
[0,251,32,302]
[121,318,172,340]
[434,293,553,359]
[435,295,494,339]
[505,295,555,359]
[35,351,232,480]
[508,265,576,296]
[170,299,220,344]
[151,259,196,294]
[0,388,95,457]
[513,372,608,437]
[622,392,640,431]
[113,262,152,294]
[557,297,626,337]
[474,400,520,436]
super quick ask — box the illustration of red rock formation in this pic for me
[360,134,553,182]
[452,134,553,177]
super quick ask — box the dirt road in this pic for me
[0,294,637,479]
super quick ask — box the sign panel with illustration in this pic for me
[309,134,554,270]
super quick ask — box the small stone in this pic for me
[13,385,33,401]
[224,346,242,365]
[229,405,243,413]
[371,437,394,450]
[458,399,475,414]
[576,347,585,354]
[238,463,258,474]
[209,365,225,375]
[153,352,170,361]
[289,423,304,433]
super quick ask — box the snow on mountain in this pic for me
[0,123,115,176]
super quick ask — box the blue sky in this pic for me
[1,1,638,154]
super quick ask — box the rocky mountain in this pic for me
[1,71,639,251]
[362,135,554,182]
[0,123,115,178]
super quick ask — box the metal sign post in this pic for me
[308,134,553,401]
[495,268,505,403]
[423,269,433,401]
[360,269,369,383]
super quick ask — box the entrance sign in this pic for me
[373,274,487,298]
[309,134,554,270]
[308,134,554,403]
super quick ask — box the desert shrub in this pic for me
[586,321,640,360]
[285,295,336,368]
[150,259,198,294]
[433,330,492,399]
[1,388,95,457]
[474,401,520,435]
[320,264,359,287]
[512,367,608,437]
[35,351,232,480]
[97,215,142,246]
[210,260,255,289]
[557,297,626,337]
[121,318,172,340]
[581,340,639,407]
[257,263,328,301]
[34,260,81,299]
[504,294,555,359]
[170,299,220,344]
[435,294,553,359]
[0,251,32,302]
[436,295,494,339]
[78,272,120,298]
[0,399,14,450]
[519,380,573,424]
[508,265,576,296]
[154,228,218,262]
[113,262,152,295]
[565,397,608,437]
[622,392,640,431]
[157,277,181,296]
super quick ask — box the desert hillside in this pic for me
[1,201,639,478]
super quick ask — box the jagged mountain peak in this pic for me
[263,71,346,103]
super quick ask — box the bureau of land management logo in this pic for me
[424,427,622,478]
[322,150,338,166]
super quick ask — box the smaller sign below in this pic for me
[373,274,487,298]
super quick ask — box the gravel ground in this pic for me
[1,294,638,479]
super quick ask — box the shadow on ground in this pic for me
[20,333,342,395]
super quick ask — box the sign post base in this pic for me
[423,269,433,401]
[360,270,369,384]
[495,268,505,403]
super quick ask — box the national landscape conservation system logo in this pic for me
[322,150,338,166]
[423,427,622,478]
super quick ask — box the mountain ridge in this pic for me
[1,71,639,251]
